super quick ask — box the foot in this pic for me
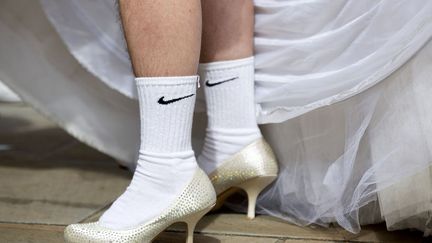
[99,151,197,230]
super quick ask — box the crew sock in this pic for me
[99,76,199,229]
[197,57,261,174]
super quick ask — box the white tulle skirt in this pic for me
[1,0,432,234]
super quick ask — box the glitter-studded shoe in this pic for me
[64,168,216,243]
[209,138,278,219]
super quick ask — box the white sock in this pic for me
[99,76,199,230]
[197,57,261,175]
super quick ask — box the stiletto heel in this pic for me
[210,138,279,218]
[184,204,215,243]
[237,176,277,219]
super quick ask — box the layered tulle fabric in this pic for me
[1,0,432,234]
[257,44,432,233]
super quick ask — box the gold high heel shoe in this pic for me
[209,138,278,219]
[64,168,216,243]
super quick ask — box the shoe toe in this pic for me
[64,222,101,242]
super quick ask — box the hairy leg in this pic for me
[200,0,254,63]
[119,0,202,76]
[99,0,203,230]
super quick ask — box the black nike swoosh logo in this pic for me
[205,77,239,87]
[158,94,194,105]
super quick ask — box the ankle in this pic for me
[198,128,262,174]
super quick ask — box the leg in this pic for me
[200,0,254,63]
[120,0,202,76]
[197,0,261,174]
[100,0,203,229]
[197,0,278,220]
[64,1,219,241]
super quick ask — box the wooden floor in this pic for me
[0,103,426,243]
